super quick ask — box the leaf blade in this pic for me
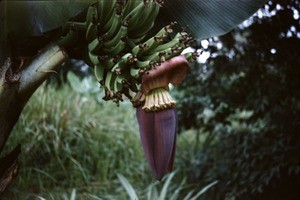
[156,0,268,40]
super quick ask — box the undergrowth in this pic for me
[2,81,206,199]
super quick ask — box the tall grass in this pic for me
[2,79,210,199]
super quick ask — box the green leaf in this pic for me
[67,71,86,93]
[156,0,268,40]
[189,180,219,200]
[1,0,95,37]
[117,173,139,200]
[158,172,175,200]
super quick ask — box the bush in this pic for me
[174,0,300,199]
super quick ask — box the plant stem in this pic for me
[0,44,67,152]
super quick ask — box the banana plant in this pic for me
[0,0,268,192]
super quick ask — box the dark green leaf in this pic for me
[1,0,95,37]
[156,0,268,40]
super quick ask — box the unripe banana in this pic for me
[104,71,115,91]
[138,35,167,56]
[130,67,143,79]
[111,53,136,72]
[128,2,160,39]
[86,22,98,43]
[159,47,183,62]
[104,13,122,39]
[99,56,116,69]
[103,25,128,48]
[123,0,141,16]
[94,63,106,81]
[125,2,147,30]
[88,36,104,53]
[184,51,198,62]
[132,43,148,56]
[89,52,100,65]
[100,0,117,23]
[141,50,166,62]
[151,32,183,53]
[113,75,125,92]
[102,40,125,55]
[86,4,98,29]
[135,60,153,69]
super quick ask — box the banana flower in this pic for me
[136,55,189,180]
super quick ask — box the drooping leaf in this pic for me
[1,0,95,37]
[0,0,95,59]
[156,0,268,40]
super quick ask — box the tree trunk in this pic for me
[0,44,67,193]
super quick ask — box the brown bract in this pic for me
[141,55,189,94]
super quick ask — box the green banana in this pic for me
[184,51,198,62]
[125,38,137,49]
[130,67,142,79]
[89,52,100,65]
[159,47,183,62]
[132,43,148,56]
[125,1,147,30]
[88,36,104,53]
[113,75,125,92]
[102,40,125,55]
[104,71,115,91]
[130,35,146,44]
[94,63,106,81]
[102,25,128,48]
[99,56,116,69]
[104,13,122,39]
[98,0,117,21]
[140,50,166,62]
[151,32,183,53]
[135,59,153,69]
[111,53,136,72]
[138,34,169,55]
[86,4,98,29]
[123,0,141,16]
[98,0,105,23]
[128,2,160,39]
[86,22,98,43]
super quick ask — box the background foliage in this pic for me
[175,0,300,199]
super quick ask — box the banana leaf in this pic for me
[0,0,96,59]
[156,0,268,40]
[0,0,268,61]
[0,0,96,37]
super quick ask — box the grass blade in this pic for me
[70,188,76,200]
[117,173,139,200]
[158,172,175,200]
[189,180,219,200]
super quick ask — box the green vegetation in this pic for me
[174,0,300,199]
[2,80,213,199]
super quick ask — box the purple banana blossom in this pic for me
[136,55,189,180]
[136,107,177,180]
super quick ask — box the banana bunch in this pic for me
[84,0,195,104]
